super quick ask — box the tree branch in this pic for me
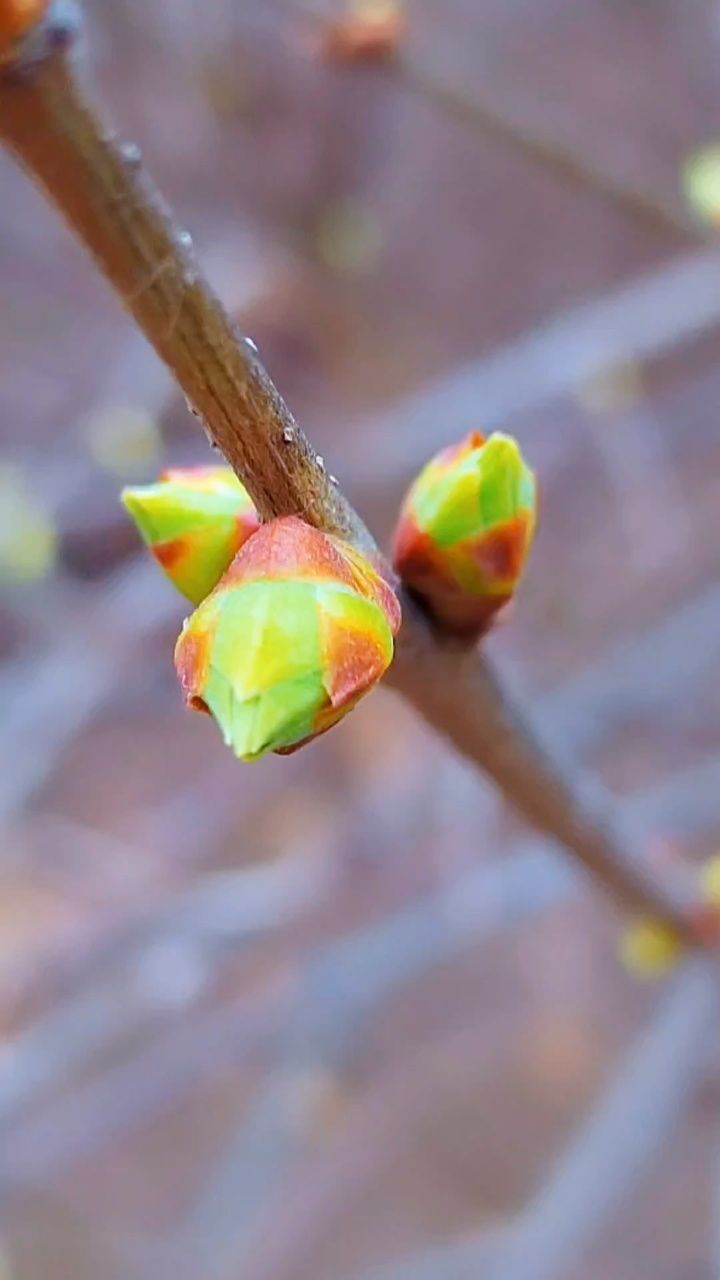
[389,603,696,926]
[0,1,701,939]
[0,5,374,553]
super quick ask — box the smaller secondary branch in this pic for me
[283,0,699,245]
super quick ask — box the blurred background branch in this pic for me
[284,0,702,246]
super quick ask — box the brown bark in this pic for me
[390,601,693,925]
[0,2,701,940]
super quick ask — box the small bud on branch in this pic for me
[122,465,260,604]
[175,517,400,760]
[392,431,536,635]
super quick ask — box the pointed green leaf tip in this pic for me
[175,516,401,762]
[392,429,536,635]
[466,431,535,534]
[121,465,260,604]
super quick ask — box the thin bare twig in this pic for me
[0,843,329,1123]
[485,959,717,1280]
[3,732,719,1200]
[210,958,717,1280]
[0,1,701,936]
[162,744,720,1279]
[348,246,720,486]
[279,0,697,245]
[349,963,716,1280]
[0,843,559,1187]
[5,722,720,1153]
[0,990,286,1186]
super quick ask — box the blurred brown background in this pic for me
[2,1,720,1277]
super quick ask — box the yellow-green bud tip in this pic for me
[121,466,260,604]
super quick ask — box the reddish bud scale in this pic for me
[393,513,532,634]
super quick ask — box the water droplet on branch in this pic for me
[120,141,142,170]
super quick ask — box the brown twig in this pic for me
[0,4,373,554]
[390,602,697,926]
[0,2,701,939]
[397,59,697,245]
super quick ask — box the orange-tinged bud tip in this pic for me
[0,0,47,51]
